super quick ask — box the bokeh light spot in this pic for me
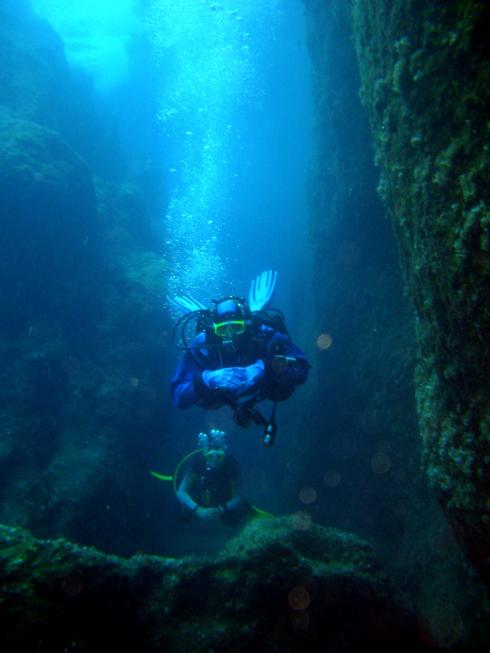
[62,356,81,375]
[62,574,83,597]
[143,387,157,401]
[290,609,310,630]
[247,466,268,494]
[205,411,235,433]
[323,470,341,487]
[316,333,333,350]
[292,511,313,531]
[288,585,311,610]
[419,603,464,649]
[370,451,392,474]
[337,240,361,266]
[298,486,317,504]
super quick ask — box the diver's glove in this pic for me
[195,507,222,521]
[272,356,307,386]
[243,359,265,392]
[202,367,248,393]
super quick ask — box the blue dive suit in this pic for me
[171,323,309,410]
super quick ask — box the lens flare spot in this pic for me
[419,603,464,649]
[299,486,317,504]
[337,240,361,265]
[290,609,310,630]
[316,333,333,350]
[141,386,156,401]
[205,411,235,433]
[288,585,311,610]
[323,470,341,487]
[62,356,80,374]
[62,574,83,597]
[370,452,392,474]
[292,511,313,531]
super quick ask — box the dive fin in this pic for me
[248,270,277,312]
[167,294,207,314]
[251,505,274,519]
[149,470,174,482]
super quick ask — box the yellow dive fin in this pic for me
[150,452,274,521]
[149,471,173,482]
[251,505,274,519]
[150,449,204,495]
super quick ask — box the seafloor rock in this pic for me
[302,0,420,559]
[0,517,431,652]
[352,0,490,587]
[0,0,172,557]
[0,114,169,553]
[0,112,99,330]
[0,0,72,131]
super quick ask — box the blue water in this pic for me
[1,2,488,648]
[26,0,313,553]
[33,0,312,311]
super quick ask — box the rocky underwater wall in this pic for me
[303,0,423,568]
[0,0,172,555]
[302,0,489,645]
[351,0,490,588]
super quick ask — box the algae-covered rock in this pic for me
[0,518,430,652]
[302,0,429,606]
[352,0,490,588]
[0,0,72,130]
[0,112,99,329]
[0,0,172,557]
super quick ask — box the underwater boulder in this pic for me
[0,0,70,130]
[0,113,99,330]
[0,517,430,652]
[352,0,490,588]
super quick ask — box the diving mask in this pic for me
[204,448,226,468]
[212,320,246,338]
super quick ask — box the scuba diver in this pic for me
[176,429,253,527]
[169,270,309,446]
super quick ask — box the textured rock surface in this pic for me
[352,0,490,586]
[0,0,79,134]
[303,0,422,568]
[0,518,430,652]
[0,112,99,329]
[0,1,171,554]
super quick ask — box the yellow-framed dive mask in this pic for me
[212,320,246,338]
[204,448,226,465]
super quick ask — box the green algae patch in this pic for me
[352,0,490,587]
[0,520,423,652]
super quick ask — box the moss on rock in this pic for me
[352,0,490,585]
[0,518,428,652]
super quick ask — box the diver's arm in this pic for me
[220,474,244,513]
[176,472,199,511]
[221,496,244,512]
[268,333,309,386]
[172,332,219,408]
[177,472,221,520]
[195,367,250,403]
[171,352,203,408]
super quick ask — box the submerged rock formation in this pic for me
[0,0,171,554]
[352,0,490,587]
[303,0,424,578]
[0,112,99,331]
[303,0,489,646]
[0,517,431,652]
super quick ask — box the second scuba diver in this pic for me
[177,429,252,527]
